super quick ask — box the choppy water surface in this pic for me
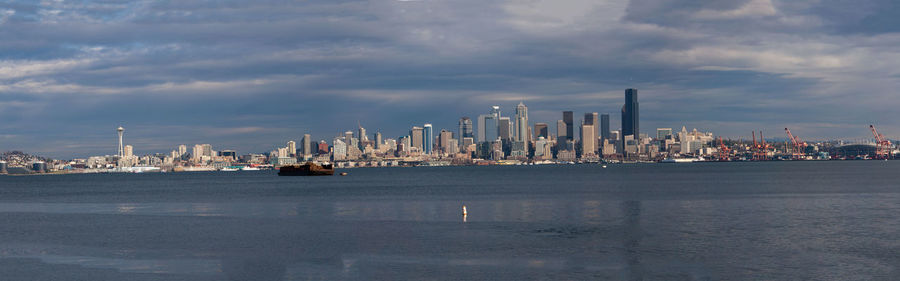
[1,161,899,280]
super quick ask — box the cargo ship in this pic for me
[277,162,334,176]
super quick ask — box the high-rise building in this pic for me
[621,88,639,154]
[498,117,511,141]
[358,125,367,143]
[423,124,434,155]
[563,111,574,141]
[124,145,134,158]
[458,117,473,138]
[177,144,187,158]
[535,123,549,139]
[332,138,347,161]
[515,102,528,143]
[557,120,567,150]
[287,141,296,156]
[586,112,599,144]
[478,106,501,143]
[375,132,383,150]
[657,128,673,140]
[317,140,329,155]
[411,126,424,152]
[302,134,312,156]
[439,129,453,153]
[581,124,596,156]
[600,114,610,143]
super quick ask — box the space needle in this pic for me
[117,126,125,158]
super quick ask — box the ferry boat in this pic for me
[240,166,260,171]
[278,162,334,176]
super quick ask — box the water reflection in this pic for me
[622,200,643,281]
[0,200,624,223]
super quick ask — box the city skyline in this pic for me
[3,1,900,157]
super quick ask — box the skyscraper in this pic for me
[515,102,528,143]
[621,88,639,154]
[423,124,433,155]
[410,126,424,152]
[375,132,383,150]
[178,144,187,158]
[586,112,599,144]
[600,114,610,142]
[439,129,453,153]
[287,140,296,156]
[498,117,511,141]
[534,123,549,139]
[581,123,596,155]
[302,134,312,156]
[557,119,567,150]
[458,117,473,139]
[563,111,573,141]
[358,124,367,149]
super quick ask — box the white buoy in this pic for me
[602,165,607,168]
[462,205,467,216]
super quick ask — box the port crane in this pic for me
[784,128,808,160]
[751,131,769,161]
[869,124,892,159]
[717,137,731,161]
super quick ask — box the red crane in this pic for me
[784,128,808,160]
[869,125,892,159]
[717,137,731,161]
[751,131,769,161]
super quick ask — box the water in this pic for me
[0,161,899,280]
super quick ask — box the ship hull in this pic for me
[277,163,334,176]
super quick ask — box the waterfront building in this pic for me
[621,88,639,155]
[423,124,434,155]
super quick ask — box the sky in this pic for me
[2,0,900,158]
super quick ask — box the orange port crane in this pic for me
[717,137,731,161]
[784,128,808,160]
[751,131,770,161]
[869,124,892,159]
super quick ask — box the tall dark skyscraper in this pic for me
[458,117,473,139]
[621,88,639,153]
[600,114,610,142]
[563,111,573,141]
[534,123,548,139]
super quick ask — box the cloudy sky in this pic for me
[2,0,900,158]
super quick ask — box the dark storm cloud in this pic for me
[1,0,899,157]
